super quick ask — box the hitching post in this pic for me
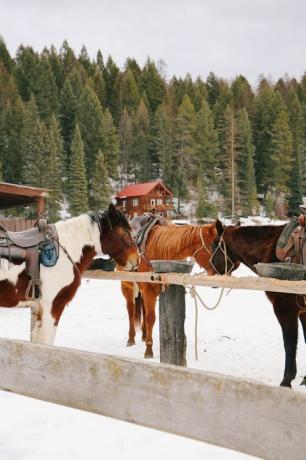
[151,260,194,367]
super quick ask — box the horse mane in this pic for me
[145,224,213,260]
[225,223,286,242]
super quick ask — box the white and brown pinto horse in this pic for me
[0,204,139,345]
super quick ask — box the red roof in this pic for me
[115,181,173,199]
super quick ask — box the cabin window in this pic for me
[132,199,138,206]
[122,200,126,210]
[157,199,163,206]
[151,199,155,206]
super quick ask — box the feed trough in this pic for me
[255,262,306,281]
[151,260,194,274]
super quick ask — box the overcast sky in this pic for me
[1,0,305,86]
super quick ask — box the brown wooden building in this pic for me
[0,182,50,230]
[115,181,174,219]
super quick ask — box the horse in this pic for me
[0,204,139,345]
[211,220,306,388]
[119,221,218,358]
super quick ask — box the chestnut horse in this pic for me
[120,222,218,358]
[0,204,139,345]
[211,220,306,388]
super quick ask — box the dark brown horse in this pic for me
[211,220,306,388]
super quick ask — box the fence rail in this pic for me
[0,337,305,460]
[83,269,306,295]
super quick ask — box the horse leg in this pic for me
[298,312,306,385]
[273,299,298,387]
[122,282,136,347]
[30,302,57,345]
[142,285,160,359]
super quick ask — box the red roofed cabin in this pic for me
[115,181,174,220]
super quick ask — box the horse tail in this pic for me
[135,291,144,328]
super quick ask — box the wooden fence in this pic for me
[2,268,306,459]
[0,337,305,460]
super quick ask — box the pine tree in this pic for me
[59,78,78,169]
[91,151,112,209]
[60,40,76,76]
[77,83,105,181]
[174,95,196,198]
[118,107,133,184]
[91,65,106,107]
[253,85,284,192]
[100,108,120,178]
[21,97,45,186]
[44,115,64,220]
[116,68,140,114]
[0,36,14,73]
[196,173,216,218]
[13,45,40,101]
[131,99,150,182]
[231,75,254,112]
[194,100,219,184]
[1,96,25,183]
[103,56,120,121]
[206,72,220,107]
[34,54,58,120]
[141,58,166,113]
[155,102,175,188]
[68,124,88,215]
[219,104,239,219]
[267,109,292,198]
[236,108,258,215]
[287,89,304,214]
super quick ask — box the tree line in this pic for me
[0,36,305,220]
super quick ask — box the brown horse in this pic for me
[119,222,218,358]
[211,220,306,388]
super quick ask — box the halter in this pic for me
[192,226,211,259]
[210,235,236,276]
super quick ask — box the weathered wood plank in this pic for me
[83,269,306,295]
[0,338,305,460]
[159,284,187,366]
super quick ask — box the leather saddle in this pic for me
[0,217,58,300]
[276,214,306,264]
[130,213,168,253]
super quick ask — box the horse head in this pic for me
[91,204,139,271]
[209,220,240,275]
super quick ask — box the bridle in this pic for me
[210,234,236,275]
[191,226,235,275]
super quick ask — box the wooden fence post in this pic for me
[151,260,194,367]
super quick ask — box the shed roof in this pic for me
[0,182,50,209]
[116,181,173,199]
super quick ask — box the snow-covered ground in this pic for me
[0,263,305,460]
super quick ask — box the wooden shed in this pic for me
[115,181,174,219]
[0,182,50,231]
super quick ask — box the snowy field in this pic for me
[0,263,305,460]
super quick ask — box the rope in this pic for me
[182,271,226,361]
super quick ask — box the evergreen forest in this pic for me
[0,37,306,220]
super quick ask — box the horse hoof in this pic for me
[144,350,153,359]
[300,377,306,386]
[126,339,135,347]
[280,380,292,388]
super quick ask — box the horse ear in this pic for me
[108,203,116,215]
[235,220,241,227]
[215,219,224,236]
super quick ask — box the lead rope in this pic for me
[184,234,235,360]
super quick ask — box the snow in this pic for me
[0,260,305,459]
